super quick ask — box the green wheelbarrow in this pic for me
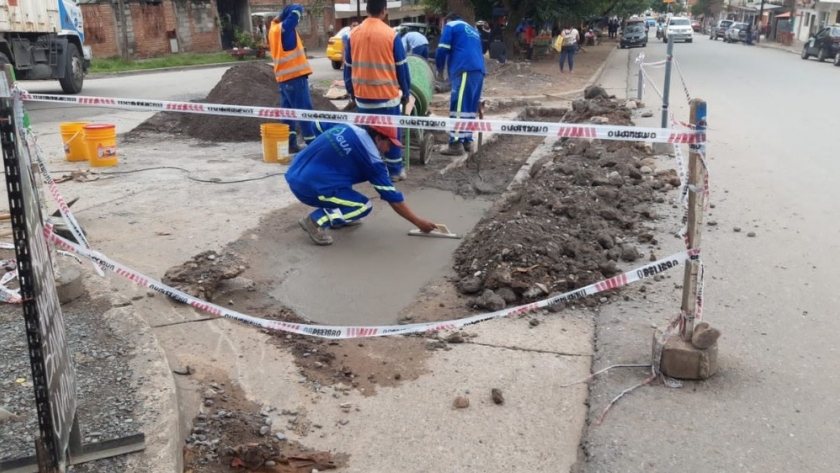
[402,55,437,168]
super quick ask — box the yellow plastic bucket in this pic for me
[60,122,89,162]
[261,123,291,164]
[83,124,118,167]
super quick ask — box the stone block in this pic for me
[652,142,675,156]
[56,265,85,305]
[653,328,719,380]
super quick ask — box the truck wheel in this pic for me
[59,44,84,94]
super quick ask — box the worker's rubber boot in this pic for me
[440,141,464,156]
[299,216,333,246]
[463,141,473,153]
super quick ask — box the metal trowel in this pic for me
[408,224,461,239]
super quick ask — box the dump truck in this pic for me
[0,0,90,93]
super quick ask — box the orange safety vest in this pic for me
[349,18,400,100]
[269,22,313,83]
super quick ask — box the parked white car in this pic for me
[664,17,694,43]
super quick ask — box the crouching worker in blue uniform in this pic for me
[286,124,437,246]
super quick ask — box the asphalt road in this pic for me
[20,56,344,124]
[581,37,840,472]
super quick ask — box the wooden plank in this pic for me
[680,98,707,341]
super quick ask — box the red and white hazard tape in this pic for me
[44,222,699,339]
[0,267,21,304]
[18,89,706,145]
[24,129,105,276]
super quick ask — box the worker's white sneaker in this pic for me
[390,170,407,181]
[299,216,333,246]
[343,219,364,227]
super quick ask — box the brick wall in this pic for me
[80,0,221,59]
[81,3,120,58]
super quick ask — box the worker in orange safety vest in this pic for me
[269,4,316,154]
[343,0,411,181]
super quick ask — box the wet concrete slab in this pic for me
[268,187,491,326]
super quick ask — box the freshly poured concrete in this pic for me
[270,187,491,326]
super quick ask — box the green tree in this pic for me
[691,0,723,17]
[420,0,656,51]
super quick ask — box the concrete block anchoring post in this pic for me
[56,262,86,304]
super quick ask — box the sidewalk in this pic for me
[753,38,803,55]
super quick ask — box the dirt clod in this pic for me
[491,388,505,405]
[445,332,465,344]
[474,289,506,311]
[584,85,610,100]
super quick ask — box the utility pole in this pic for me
[357,0,361,23]
[757,0,766,43]
[660,34,674,129]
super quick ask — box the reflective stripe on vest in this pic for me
[272,25,313,83]
[350,19,400,100]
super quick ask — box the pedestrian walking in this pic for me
[344,0,411,181]
[435,12,486,156]
[524,22,536,61]
[744,23,753,45]
[558,26,579,73]
[479,21,492,54]
[268,4,316,154]
[400,28,430,59]
[286,124,437,246]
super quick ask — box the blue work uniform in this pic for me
[402,31,430,59]
[343,19,411,177]
[285,124,404,228]
[435,19,486,145]
[272,5,316,147]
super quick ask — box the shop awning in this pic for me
[775,12,791,18]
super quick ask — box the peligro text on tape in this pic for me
[18,89,707,145]
[44,222,699,339]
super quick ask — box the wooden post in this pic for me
[680,98,707,341]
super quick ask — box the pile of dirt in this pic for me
[183,378,348,473]
[130,62,339,142]
[452,99,680,309]
[563,97,633,126]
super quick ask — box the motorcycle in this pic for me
[655,24,665,40]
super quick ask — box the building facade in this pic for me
[79,0,221,59]
[79,0,432,59]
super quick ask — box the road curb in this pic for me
[87,52,329,80]
[85,277,183,473]
[87,62,239,80]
